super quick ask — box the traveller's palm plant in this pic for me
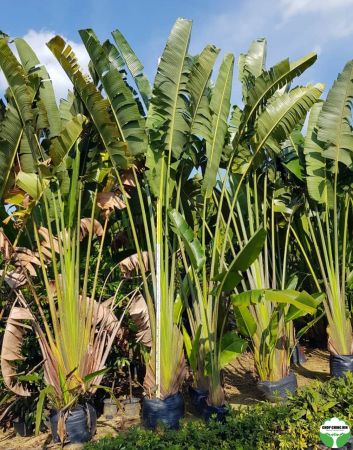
[0,38,128,437]
[293,61,353,356]
[230,174,320,382]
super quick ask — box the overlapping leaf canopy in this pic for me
[0,18,328,406]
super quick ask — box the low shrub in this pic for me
[84,373,353,450]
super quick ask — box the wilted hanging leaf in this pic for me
[38,226,60,255]
[94,298,120,334]
[0,229,12,260]
[4,187,30,209]
[118,251,149,278]
[0,269,27,289]
[121,169,136,187]
[13,247,41,276]
[128,293,151,347]
[97,192,126,213]
[57,412,67,445]
[79,218,104,241]
[1,305,34,396]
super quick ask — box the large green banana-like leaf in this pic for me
[182,324,201,372]
[239,53,317,140]
[0,103,23,198]
[15,38,61,138]
[218,331,247,368]
[0,38,36,126]
[231,289,318,315]
[102,40,125,71]
[169,209,206,271]
[253,84,324,157]
[234,305,257,337]
[49,114,86,166]
[0,39,42,171]
[79,29,146,158]
[238,38,266,100]
[19,134,35,173]
[112,29,151,108]
[147,18,192,159]
[304,101,331,203]
[16,171,49,200]
[188,45,219,141]
[201,53,234,197]
[281,126,305,181]
[228,106,242,142]
[59,91,75,125]
[47,36,129,170]
[317,60,353,168]
[214,227,266,291]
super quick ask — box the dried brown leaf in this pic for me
[0,269,27,289]
[118,252,149,278]
[57,413,67,444]
[121,169,136,187]
[128,293,151,347]
[38,226,60,254]
[13,247,41,276]
[80,218,104,241]
[1,306,34,396]
[0,229,13,260]
[97,192,126,211]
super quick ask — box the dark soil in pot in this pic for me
[142,392,184,429]
[50,403,97,444]
[257,372,297,402]
[330,354,353,378]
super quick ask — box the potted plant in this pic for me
[229,175,320,401]
[0,36,131,444]
[293,60,353,377]
[50,20,191,429]
[11,396,38,437]
[46,17,323,424]
[1,182,126,444]
[122,357,141,419]
[177,37,322,410]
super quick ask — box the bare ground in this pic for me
[224,348,330,408]
[0,347,331,450]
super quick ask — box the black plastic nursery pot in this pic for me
[188,385,208,414]
[13,418,33,437]
[142,392,184,429]
[330,354,353,378]
[188,386,229,421]
[50,404,97,444]
[198,397,229,422]
[291,345,307,365]
[257,372,297,402]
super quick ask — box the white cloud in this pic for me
[187,0,353,89]
[277,0,353,42]
[279,0,353,19]
[0,29,89,101]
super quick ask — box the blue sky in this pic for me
[2,0,353,102]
